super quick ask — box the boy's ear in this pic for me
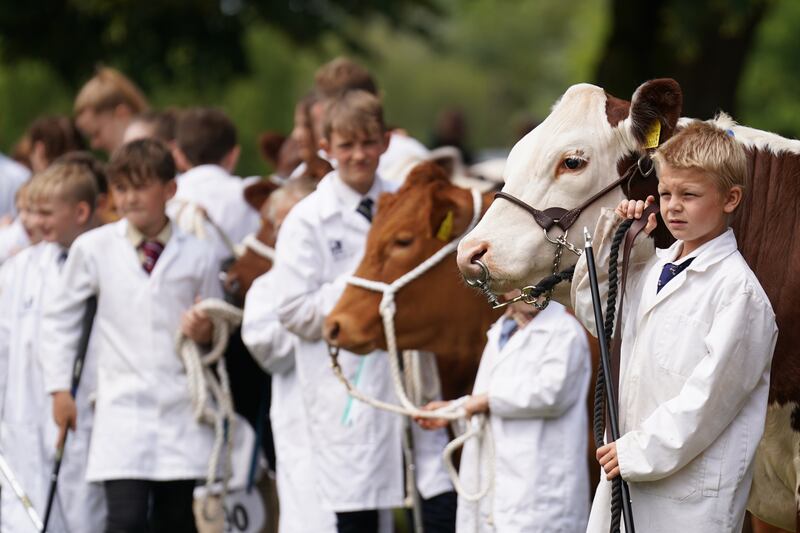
[381,131,391,155]
[319,137,330,156]
[172,147,192,173]
[113,103,133,121]
[165,179,178,200]
[76,201,92,226]
[723,186,743,214]
[222,145,241,173]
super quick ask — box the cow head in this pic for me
[324,162,500,357]
[222,179,280,305]
[456,79,682,302]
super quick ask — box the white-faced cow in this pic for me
[456,79,799,532]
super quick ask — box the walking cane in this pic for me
[0,449,45,530]
[583,228,635,533]
[41,295,98,532]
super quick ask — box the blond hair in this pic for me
[74,67,149,116]
[27,161,99,211]
[266,177,316,224]
[322,90,385,141]
[314,57,378,98]
[653,121,749,194]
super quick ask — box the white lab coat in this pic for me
[0,154,29,219]
[170,164,260,256]
[0,218,30,264]
[0,243,105,532]
[242,270,337,533]
[271,171,452,512]
[572,210,778,533]
[39,219,221,482]
[456,302,591,533]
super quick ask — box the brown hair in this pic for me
[653,120,749,196]
[176,107,238,166]
[322,90,386,141]
[54,152,108,195]
[74,67,149,116]
[107,139,176,187]
[314,57,378,98]
[28,160,100,211]
[128,108,179,143]
[28,115,86,163]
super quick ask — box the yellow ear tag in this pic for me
[643,120,661,149]
[436,210,454,242]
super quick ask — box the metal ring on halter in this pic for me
[637,155,655,177]
[542,228,583,256]
[465,258,490,288]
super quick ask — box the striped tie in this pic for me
[356,197,374,223]
[656,257,695,293]
[140,240,164,274]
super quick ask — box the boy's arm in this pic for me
[241,272,296,374]
[272,213,346,342]
[571,207,654,336]
[0,262,14,416]
[488,329,588,419]
[616,291,777,482]
[39,242,99,395]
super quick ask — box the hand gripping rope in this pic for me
[175,298,243,520]
[330,188,496,510]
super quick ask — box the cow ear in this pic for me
[243,180,280,211]
[257,131,287,167]
[628,78,683,149]
[404,161,450,188]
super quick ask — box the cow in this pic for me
[455,78,798,533]
[323,161,607,496]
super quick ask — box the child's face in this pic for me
[657,164,742,256]
[323,129,389,195]
[38,195,91,248]
[291,104,315,162]
[76,108,128,153]
[19,198,44,244]
[112,178,176,237]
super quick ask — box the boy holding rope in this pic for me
[40,139,221,533]
[572,122,777,532]
[271,90,454,533]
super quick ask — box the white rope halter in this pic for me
[234,233,276,261]
[331,188,495,504]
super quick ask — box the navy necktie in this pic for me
[356,197,374,223]
[657,257,695,293]
[498,316,519,350]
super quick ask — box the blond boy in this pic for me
[573,122,778,532]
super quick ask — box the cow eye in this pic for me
[393,233,414,247]
[562,157,587,171]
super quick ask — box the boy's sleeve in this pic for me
[571,208,654,336]
[198,246,225,301]
[39,241,99,394]
[488,326,589,418]
[615,290,778,482]
[272,212,347,342]
[0,262,14,414]
[241,272,296,375]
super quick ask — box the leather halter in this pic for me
[494,157,651,234]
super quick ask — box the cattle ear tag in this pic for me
[643,120,661,149]
[436,210,454,242]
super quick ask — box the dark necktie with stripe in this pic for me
[356,197,374,223]
[140,240,165,274]
[657,257,695,293]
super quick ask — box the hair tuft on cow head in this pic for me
[404,161,450,189]
[243,179,280,211]
[628,78,683,148]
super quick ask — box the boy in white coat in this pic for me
[572,122,778,532]
[271,90,454,533]
[242,177,337,533]
[170,107,260,259]
[417,299,592,532]
[41,139,222,533]
[0,160,107,532]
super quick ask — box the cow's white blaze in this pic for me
[457,83,634,301]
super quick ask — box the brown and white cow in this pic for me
[456,79,799,532]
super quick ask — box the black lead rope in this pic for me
[590,218,634,533]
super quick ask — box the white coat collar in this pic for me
[490,302,568,369]
[178,164,234,184]
[642,228,738,314]
[114,218,188,278]
[317,170,386,221]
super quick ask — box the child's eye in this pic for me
[659,192,670,198]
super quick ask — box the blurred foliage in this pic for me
[1,0,800,177]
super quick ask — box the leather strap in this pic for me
[610,203,660,408]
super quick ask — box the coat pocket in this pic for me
[653,312,709,377]
[636,455,702,501]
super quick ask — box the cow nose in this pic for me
[457,240,489,282]
[324,319,340,344]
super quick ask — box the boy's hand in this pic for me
[615,195,658,235]
[414,400,452,430]
[597,442,620,480]
[464,393,489,417]
[181,302,214,345]
[52,391,77,449]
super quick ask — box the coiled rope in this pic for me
[175,298,243,519]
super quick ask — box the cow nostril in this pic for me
[470,247,487,265]
[327,321,340,341]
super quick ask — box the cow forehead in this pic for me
[504,84,620,188]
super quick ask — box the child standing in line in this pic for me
[572,122,778,532]
[40,139,221,533]
[0,159,107,532]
